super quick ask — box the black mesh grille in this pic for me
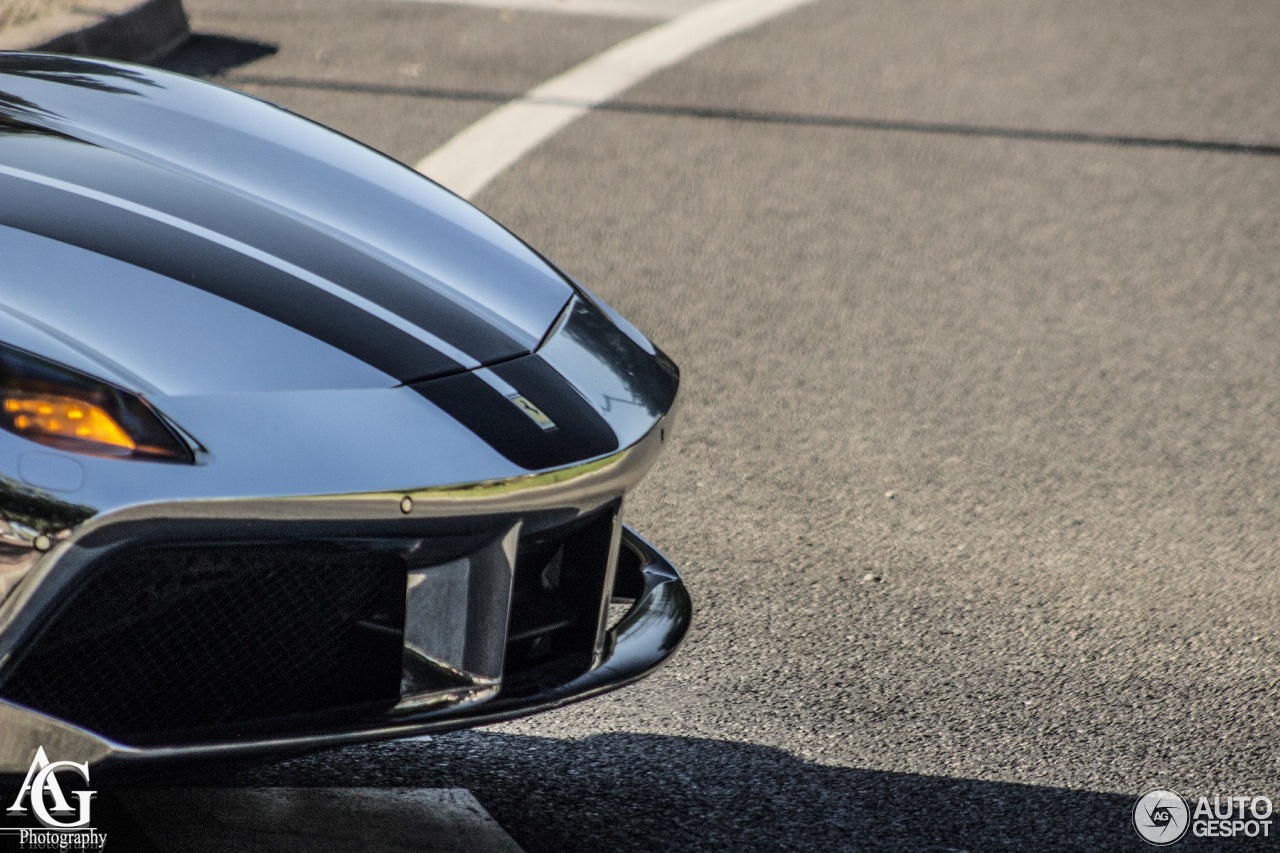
[0,541,406,745]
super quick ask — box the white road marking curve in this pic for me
[415,0,818,199]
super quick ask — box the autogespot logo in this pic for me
[1133,788,1276,844]
[1133,789,1190,846]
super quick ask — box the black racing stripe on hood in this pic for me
[0,135,527,365]
[0,172,462,383]
[414,355,618,471]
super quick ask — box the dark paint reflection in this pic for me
[0,54,159,95]
[0,54,157,133]
[562,300,678,418]
[0,477,93,600]
[0,91,53,132]
[0,476,94,535]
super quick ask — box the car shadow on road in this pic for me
[156,34,277,77]
[184,730,1256,853]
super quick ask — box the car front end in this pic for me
[0,52,690,775]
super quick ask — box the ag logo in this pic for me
[5,746,95,829]
[1133,789,1189,846]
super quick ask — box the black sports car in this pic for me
[0,52,688,774]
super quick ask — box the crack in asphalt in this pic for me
[225,73,1280,159]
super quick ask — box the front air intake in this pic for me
[0,541,407,745]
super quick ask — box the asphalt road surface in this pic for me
[134,1,1280,849]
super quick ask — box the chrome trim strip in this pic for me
[0,417,670,644]
[389,681,499,716]
[0,700,114,775]
[590,503,625,670]
[0,547,38,610]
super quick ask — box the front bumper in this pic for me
[0,525,689,775]
[0,291,687,773]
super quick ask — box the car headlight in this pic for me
[0,344,193,463]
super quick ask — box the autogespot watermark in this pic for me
[1133,788,1274,845]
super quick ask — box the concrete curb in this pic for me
[0,0,189,62]
[122,788,528,853]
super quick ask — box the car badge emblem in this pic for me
[507,395,557,431]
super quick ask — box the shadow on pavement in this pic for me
[156,34,277,77]
[3,732,1266,851]
[208,731,1264,853]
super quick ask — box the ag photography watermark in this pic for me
[1133,788,1273,845]
[3,747,106,851]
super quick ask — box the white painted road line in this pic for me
[415,0,818,199]
[393,0,706,20]
[121,787,525,852]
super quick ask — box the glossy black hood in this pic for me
[0,53,575,394]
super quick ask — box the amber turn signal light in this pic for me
[3,393,137,453]
[0,344,193,463]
